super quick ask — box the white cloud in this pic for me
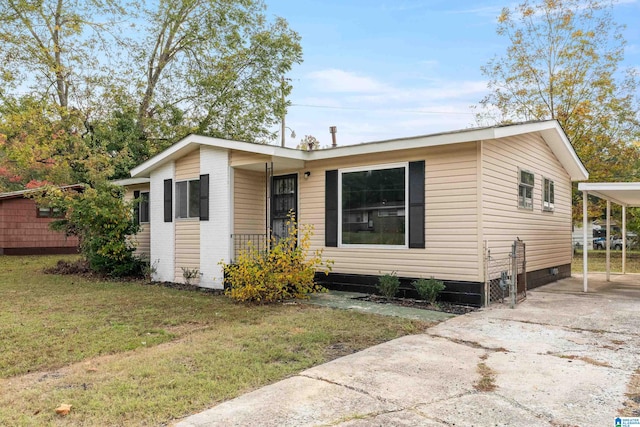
[306,69,390,93]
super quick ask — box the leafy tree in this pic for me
[0,0,127,109]
[0,0,303,186]
[0,96,113,191]
[32,183,144,277]
[478,0,640,221]
[133,0,303,148]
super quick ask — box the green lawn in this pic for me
[572,250,640,273]
[0,256,429,426]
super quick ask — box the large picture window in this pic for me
[340,164,407,247]
[175,179,200,219]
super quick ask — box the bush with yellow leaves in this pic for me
[222,213,332,303]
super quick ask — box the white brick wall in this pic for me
[199,146,231,288]
[150,162,175,282]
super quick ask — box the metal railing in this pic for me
[231,234,268,261]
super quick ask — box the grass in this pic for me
[473,354,497,392]
[572,250,640,274]
[0,255,430,426]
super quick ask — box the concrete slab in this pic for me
[301,334,484,407]
[337,409,446,426]
[488,351,629,426]
[177,275,640,427]
[416,393,550,427]
[176,376,396,427]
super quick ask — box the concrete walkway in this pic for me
[177,274,640,427]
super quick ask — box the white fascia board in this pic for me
[490,120,588,181]
[578,182,640,207]
[306,128,500,161]
[131,121,588,182]
[111,177,150,186]
[131,134,305,178]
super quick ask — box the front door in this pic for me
[271,174,298,242]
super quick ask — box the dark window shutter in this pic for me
[133,190,140,225]
[325,170,338,247]
[409,161,425,248]
[199,174,209,221]
[164,179,172,222]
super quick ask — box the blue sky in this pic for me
[266,0,640,147]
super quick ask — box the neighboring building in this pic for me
[0,185,82,255]
[126,120,589,305]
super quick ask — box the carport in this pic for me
[578,182,640,291]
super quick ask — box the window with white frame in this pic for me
[543,177,554,211]
[139,192,150,223]
[340,164,407,246]
[175,179,200,219]
[518,169,534,210]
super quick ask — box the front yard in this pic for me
[0,256,429,425]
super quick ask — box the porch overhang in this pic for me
[578,182,640,292]
[231,155,305,173]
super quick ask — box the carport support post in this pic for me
[583,190,588,292]
[606,200,611,282]
[623,205,627,275]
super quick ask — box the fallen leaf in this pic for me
[55,403,72,416]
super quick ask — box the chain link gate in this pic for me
[484,240,527,308]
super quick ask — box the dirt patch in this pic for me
[555,354,612,368]
[353,294,478,315]
[620,369,640,417]
[474,354,497,392]
[44,259,92,275]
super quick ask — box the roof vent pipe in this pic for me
[329,126,337,148]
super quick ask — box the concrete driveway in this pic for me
[177,273,640,427]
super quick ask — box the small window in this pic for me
[139,192,150,223]
[37,207,63,218]
[518,169,534,210]
[176,179,200,219]
[543,178,554,212]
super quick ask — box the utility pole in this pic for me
[280,76,286,147]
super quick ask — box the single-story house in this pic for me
[0,185,82,255]
[124,120,588,306]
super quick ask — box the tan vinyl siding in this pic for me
[175,220,200,283]
[300,142,480,282]
[123,184,151,258]
[481,134,572,271]
[174,148,201,282]
[233,169,267,234]
[230,151,271,167]
[175,148,200,181]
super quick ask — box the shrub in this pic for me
[32,183,145,277]
[377,272,400,299]
[413,277,445,304]
[221,213,332,303]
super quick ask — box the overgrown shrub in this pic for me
[377,272,400,299]
[32,183,145,277]
[413,277,445,304]
[221,213,332,303]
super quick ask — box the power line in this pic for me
[290,103,476,115]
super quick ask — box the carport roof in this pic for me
[578,182,640,207]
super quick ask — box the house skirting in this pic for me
[526,264,571,289]
[314,272,484,307]
[0,247,79,256]
[315,264,572,308]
